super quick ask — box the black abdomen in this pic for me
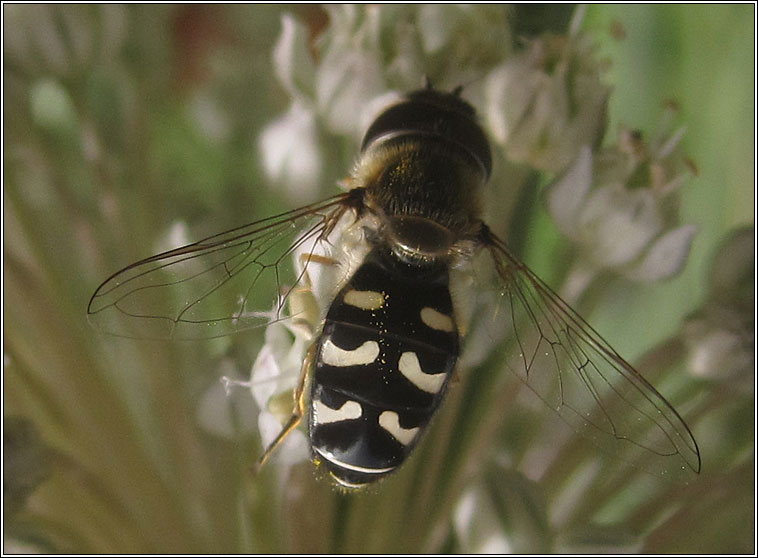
[309,248,459,487]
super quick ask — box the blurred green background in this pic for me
[3,4,754,553]
[583,4,754,361]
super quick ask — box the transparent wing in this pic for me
[480,227,701,478]
[88,192,359,339]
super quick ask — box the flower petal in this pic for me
[258,100,322,203]
[579,184,663,267]
[545,146,594,238]
[622,224,698,282]
[272,13,316,99]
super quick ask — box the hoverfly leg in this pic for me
[286,252,341,334]
[255,342,318,473]
[257,253,340,472]
[298,252,340,268]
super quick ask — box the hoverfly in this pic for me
[88,86,701,488]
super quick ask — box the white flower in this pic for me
[272,13,317,102]
[682,226,754,391]
[258,99,322,203]
[248,316,311,466]
[483,28,610,173]
[266,5,518,153]
[545,117,697,284]
[315,6,388,137]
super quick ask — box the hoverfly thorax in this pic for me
[355,89,493,263]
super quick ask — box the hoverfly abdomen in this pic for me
[310,247,459,487]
